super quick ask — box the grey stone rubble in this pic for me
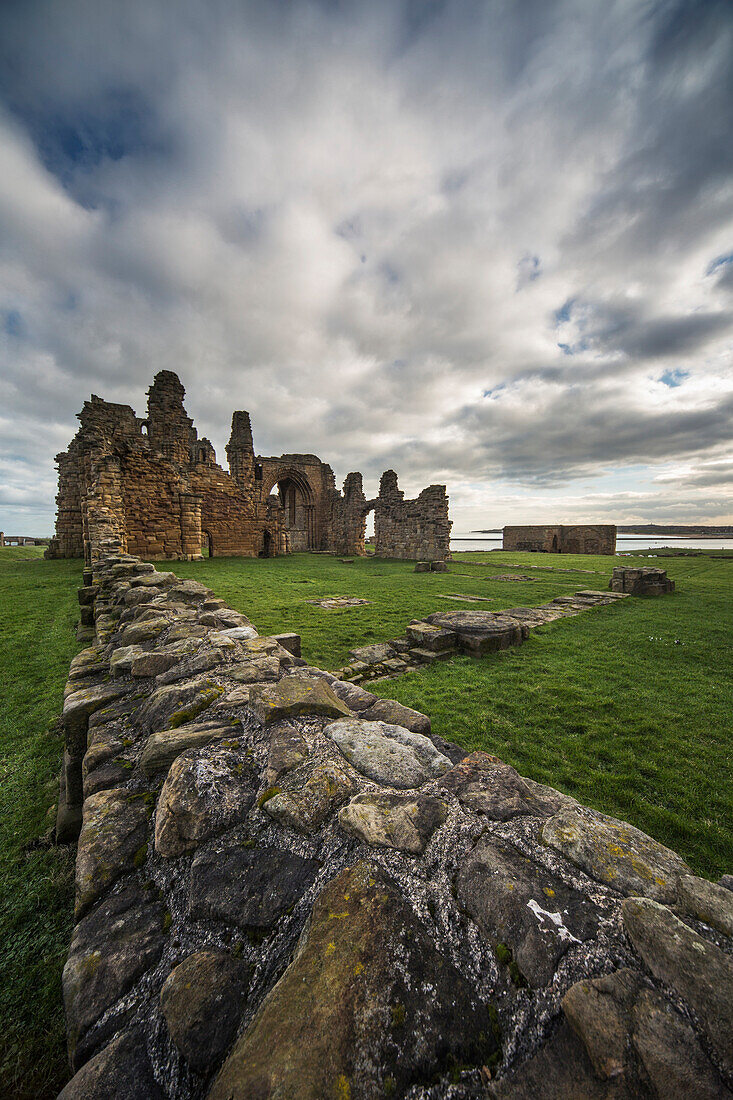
[337,587,631,683]
[55,555,732,1100]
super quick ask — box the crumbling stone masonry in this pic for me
[503,524,616,555]
[610,566,675,595]
[46,371,452,565]
[55,554,733,1099]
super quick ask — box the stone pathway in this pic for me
[337,589,629,683]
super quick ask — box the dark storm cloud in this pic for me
[0,0,731,532]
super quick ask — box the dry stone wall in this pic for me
[55,555,732,1099]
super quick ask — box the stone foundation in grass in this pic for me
[55,555,731,1100]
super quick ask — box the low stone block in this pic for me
[189,844,321,931]
[160,951,251,1072]
[339,791,448,854]
[263,758,355,833]
[154,745,257,858]
[272,632,301,656]
[248,675,351,725]
[542,804,690,903]
[405,622,458,651]
[326,717,452,789]
[75,788,151,917]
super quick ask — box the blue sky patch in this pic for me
[659,369,689,388]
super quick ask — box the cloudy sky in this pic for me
[1,0,732,536]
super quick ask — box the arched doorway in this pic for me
[202,531,214,558]
[260,530,273,557]
[263,468,317,551]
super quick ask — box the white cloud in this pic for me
[0,0,731,534]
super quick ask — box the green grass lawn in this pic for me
[1,543,731,1096]
[0,547,82,1099]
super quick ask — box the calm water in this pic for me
[450,534,733,553]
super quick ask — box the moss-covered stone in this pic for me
[542,805,691,903]
[207,862,498,1100]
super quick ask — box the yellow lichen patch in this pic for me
[353,961,364,977]
[334,1075,351,1100]
[325,942,336,956]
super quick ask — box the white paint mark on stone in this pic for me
[526,899,580,943]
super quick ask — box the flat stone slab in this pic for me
[63,682,132,754]
[348,641,397,664]
[263,758,356,833]
[140,720,233,778]
[422,610,527,655]
[160,951,251,1072]
[623,897,733,1076]
[327,717,452,789]
[359,697,431,735]
[306,595,370,609]
[542,804,690,903]
[405,622,458,651]
[339,791,448,854]
[155,745,258,858]
[248,675,351,724]
[189,844,321,930]
[456,835,600,987]
[208,862,498,1100]
[439,752,558,820]
[75,788,150,917]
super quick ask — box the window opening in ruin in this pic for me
[552,534,558,552]
[261,530,272,557]
[202,531,213,558]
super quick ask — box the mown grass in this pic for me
[0,547,82,1099]
[1,543,730,1096]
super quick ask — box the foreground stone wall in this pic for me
[55,555,732,1099]
[503,525,616,555]
[47,371,451,564]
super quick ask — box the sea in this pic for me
[450,534,733,554]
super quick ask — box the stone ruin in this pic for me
[46,371,452,565]
[610,567,675,596]
[55,552,732,1100]
[503,525,617,555]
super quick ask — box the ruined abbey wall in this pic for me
[374,473,452,561]
[503,524,616,555]
[47,372,452,565]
